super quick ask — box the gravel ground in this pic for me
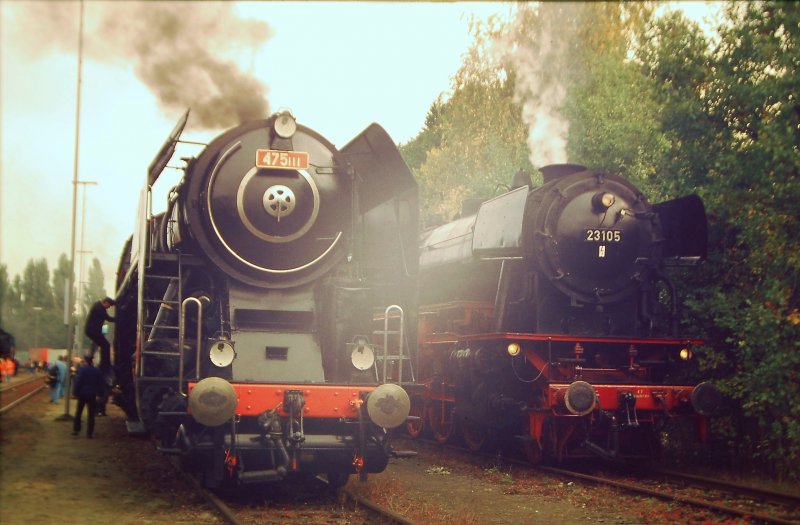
[0,389,221,525]
[350,437,645,525]
[4,385,795,525]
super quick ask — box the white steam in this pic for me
[498,3,579,168]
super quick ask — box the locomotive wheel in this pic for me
[427,400,456,443]
[460,418,491,452]
[406,395,426,439]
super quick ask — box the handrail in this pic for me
[382,305,404,384]
[178,296,208,395]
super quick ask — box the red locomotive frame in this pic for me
[409,301,713,463]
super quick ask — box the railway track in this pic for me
[0,375,46,413]
[175,459,418,525]
[404,435,800,524]
[650,468,800,512]
[540,464,800,525]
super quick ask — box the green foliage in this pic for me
[401,17,532,224]
[638,2,800,479]
[0,254,107,356]
[637,10,718,197]
[51,254,71,316]
[82,258,109,319]
[400,98,445,172]
[0,258,61,353]
[401,3,657,223]
[564,53,670,197]
[411,72,532,224]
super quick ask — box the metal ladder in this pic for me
[374,305,415,384]
[137,252,184,378]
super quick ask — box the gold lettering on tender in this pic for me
[599,245,606,258]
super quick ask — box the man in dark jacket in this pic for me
[84,297,115,368]
[84,297,115,416]
[72,354,106,438]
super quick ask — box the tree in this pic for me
[0,254,77,354]
[409,69,532,224]
[52,254,72,325]
[701,2,800,479]
[20,258,54,310]
[81,257,107,317]
[637,10,719,197]
[401,12,535,223]
[401,3,658,223]
[564,52,669,198]
[638,2,800,479]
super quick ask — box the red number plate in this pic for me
[256,149,309,170]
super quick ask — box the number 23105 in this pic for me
[585,229,622,242]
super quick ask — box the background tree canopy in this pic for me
[400,1,799,479]
[0,254,109,357]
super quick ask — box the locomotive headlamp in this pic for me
[209,339,236,367]
[274,111,297,139]
[350,336,376,371]
[679,347,693,361]
[592,191,616,212]
[507,342,521,357]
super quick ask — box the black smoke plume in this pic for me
[12,1,271,129]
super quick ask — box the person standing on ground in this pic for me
[54,355,68,399]
[72,354,105,438]
[84,296,115,416]
[47,362,60,403]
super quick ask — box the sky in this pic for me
[1,1,519,294]
[0,1,722,299]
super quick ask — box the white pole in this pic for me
[60,0,84,421]
[76,180,97,357]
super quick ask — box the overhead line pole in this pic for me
[76,180,98,351]
[60,0,84,421]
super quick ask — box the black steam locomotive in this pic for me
[114,110,419,488]
[411,164,719,462]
